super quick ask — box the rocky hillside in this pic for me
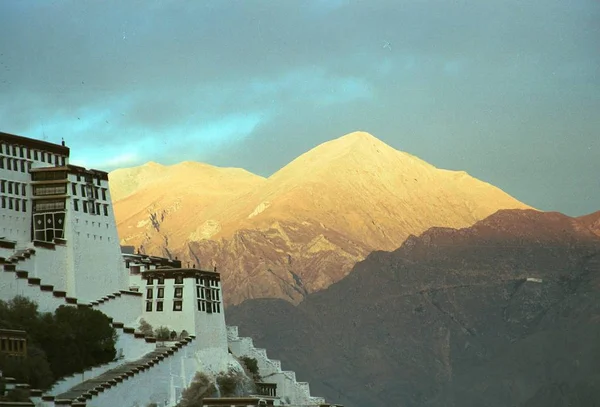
[111,131,532,305]
[225,209,600,407]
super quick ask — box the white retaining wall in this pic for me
[30,245,70,294]
[46,359,124,397]
[115,330,156,362]
[86,340,198,407]
[91,293,142,326]
[0,271,68,313]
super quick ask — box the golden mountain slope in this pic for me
[111,131,534,305]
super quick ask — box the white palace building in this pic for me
[0,132,336,407]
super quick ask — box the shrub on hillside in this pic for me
[239,356,259,377]
[138,319,154,336]
[176,372,217,407]
[154,326,170,341]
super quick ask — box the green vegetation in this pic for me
[239,356,259,377]
[175,372,217,407]
[138,319,154,336]
[154,326,170,341]
[0,296,117,390]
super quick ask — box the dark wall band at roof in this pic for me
[0,131,70,156]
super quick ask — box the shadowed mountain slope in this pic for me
[226,209,600,407]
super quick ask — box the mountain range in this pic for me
[110,131,532,305]
[225,209,600,407]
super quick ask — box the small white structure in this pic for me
[0,132,328,407]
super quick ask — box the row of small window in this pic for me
[146,287,183,299]
[146,300,183,312]
[147,276,183,285]
[198,277,219,287]
[0,180,27,196]
[0,157,32,173]
[0,337,26,354]
[146,284,220,302]
[0,143,66,165]
[144,300,222,313]
[74,173,103,186]
[71,183,107,200]
[73,199,109,216]
[146,276,220,287]
[1,197,27,212]
[33,199,65,212]
[197,287,220,302]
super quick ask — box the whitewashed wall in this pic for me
[141,278,196,333]
[91,293,142,326]
[29,245,69,293]
[115,329,156,362]
[0,270,68,313]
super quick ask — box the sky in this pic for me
[0,0,598,216]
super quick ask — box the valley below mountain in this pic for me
[225,209,600,407]
[111,131,532,305]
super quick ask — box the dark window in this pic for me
[72,183,77,195]
[215,303,221,313]
[156,301,163,312]
[76,174,81,182]
[21,199,26,212]
[12,145,16,156]
[174,287,183,298]
[15,200,20,211]
[8,198,13,210]
[19,147,24,158]
[26,149,31,159]
[20,160,25,172]
[214,289,220,301]
[82,201,88,213]
[73,199,79,211]
[80,185,85,197]
[0,180,5,193]
[8,182,12,194]
[21,184,26,196]
[1,197,5,209]
[206,302,212,314]
[95,202,100,214]
[157,287,164,298]
[33,199,65,212]
[173,301,183,311]
[103,204,108,216]
[61,157,65,166]
[101,189,107,200]
[157,276,165,285]
[147,278,153,285]
[34,150,38,160]
[33,184,66,196]
[146,301,152,312]
[175,275,184,285]
[146,288,153,299]
[0,157,4,169]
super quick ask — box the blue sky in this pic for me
[0,0,598,216]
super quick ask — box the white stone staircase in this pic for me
[226,325,326,406]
